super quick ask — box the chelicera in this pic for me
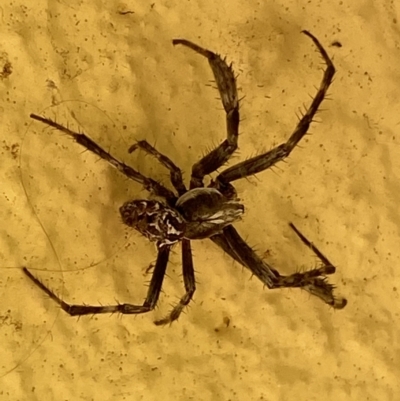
[24,30,346,326]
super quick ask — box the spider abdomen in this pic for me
[120,200,185,246]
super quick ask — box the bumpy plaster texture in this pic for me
[0,1,399,400]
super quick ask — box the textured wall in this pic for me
[0,1,399,400]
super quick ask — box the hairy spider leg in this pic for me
[288,222,333,268]
[128,140,187,196]
[211,224,347,309]
[154,239,196,325]
[22,245,171,316]
[172,39,240,190]
[214,30,335,186]
[29,114,177,205]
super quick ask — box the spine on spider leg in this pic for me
[287,31,336,149]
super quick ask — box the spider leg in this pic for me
[30,114,177,204]
[210,229,281,276]
[211,225,346,309]
[128,140,186,196]
[173,39,239,189]
[214,30,335,187]
[287,222,347,308]
[288,222,332,267]
[22,245,171,316]
[154,239,196,325]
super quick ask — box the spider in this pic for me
[24,30,346,326]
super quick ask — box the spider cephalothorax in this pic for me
[175,187,244,239]
[24,30,346,326]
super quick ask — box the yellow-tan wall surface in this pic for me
[0,1,398,400]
